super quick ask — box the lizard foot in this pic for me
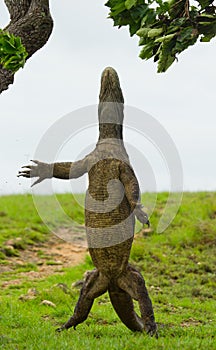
[55,323,77,333]
[55,325,66,333]
[145,323,158,338]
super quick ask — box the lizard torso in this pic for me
[85,140,135,277]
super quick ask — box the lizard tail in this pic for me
[108,284,144,332]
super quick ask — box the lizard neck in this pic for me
[98,67,124,141]
[98,123,123,140]
[98,102,124,140]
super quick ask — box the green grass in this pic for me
[0,192,216,349]
[0,193,85,260]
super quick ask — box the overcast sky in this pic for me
[0,1,216,195]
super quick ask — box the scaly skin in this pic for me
[18,67,157,336]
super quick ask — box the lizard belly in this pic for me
[88,237,133,277]
[85,158,134,249]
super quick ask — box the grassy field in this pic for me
[0,192,216,350]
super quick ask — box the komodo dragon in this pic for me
[18,67,157,336]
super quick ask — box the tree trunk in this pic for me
[0,0,53,93]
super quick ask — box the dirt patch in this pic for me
[1,230,88,288]
[180,318,203,327]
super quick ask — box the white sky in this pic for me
[0,1,216,195]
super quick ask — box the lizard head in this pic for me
[99,67,124,103]
[98,67,124,140]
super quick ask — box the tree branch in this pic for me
[0,0,53,93]
[4,0,31,22]
[0,65,14,92]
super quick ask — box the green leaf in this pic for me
[158,52,175,72]
[139,41,156,60]
[136,27,151,37]
[198,0,214,10]
[3,56,17,67]
[155,33,177,42]
[170,17,188,26]
[197,14,216,22]
[148,27,164,37]
[130,4,149,23]
[141,9,156,26]
[177,27,194,42]
[14,36,22,48]
[110,2,126,16]
[157,39,176,72]
[1,41,16,54]
[198,21,216,36]
[138,36,149,45]
[125,0,137,10]
[156,0,170,15]
[129,22,142,35]
[168,0,187,18]
[175,27,199,53]
[0,30,28,72]
[200,33,215,42]
[106,0,216,73]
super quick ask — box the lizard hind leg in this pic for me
[108,284,144,332]
[117,265,157,336]
[56,269,109,332]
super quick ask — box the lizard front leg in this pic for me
[18,157,88,186]
[56,269,108,332]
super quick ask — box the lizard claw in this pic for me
[55,327,62,333]
[134,207,150,226]
[17,170,30,178]
[55,323,76,333]
[55,325,66,333]
[31,177,45,187]
[145,323,158,338]
[146,220,150,228]
[30,159,40,163]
